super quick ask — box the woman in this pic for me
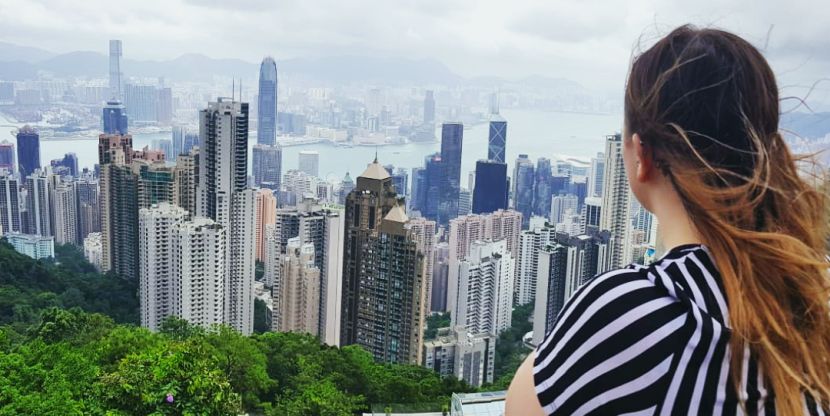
[506,25,830,415]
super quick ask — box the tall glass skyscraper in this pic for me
[438,122,463,226]
[532,157,553,217]
[488,115,507,163]
[512,154,535,227]
[103,100,129,135]
[0,140,14,173]
[472,160,508,214]
[252,144,282,191]
[257,57,278,146]
[16,125,39,179]
[109,40,123,100]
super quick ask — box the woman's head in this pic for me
[624,25,830,413]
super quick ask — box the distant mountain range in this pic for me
[0,41,586,90]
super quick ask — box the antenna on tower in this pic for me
[374,147,378,163]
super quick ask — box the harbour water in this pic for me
[0,109,623,182]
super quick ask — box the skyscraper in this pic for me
[531,230,610,346]
[258,57,278,146]
[471,160,508,215]
[550,194,579,224]
[226,189,257,335]
[532,158,553,218]
[447,210,523,263]
[431,242,450,312]
[53,182,78,245]
[423,326,496,387]
[588,152,605,198]
[139,203,225,331]
[272,237,321,335]
[458,188,472,217]
[103,100,129,135]
[0,140,15,173]
[487,115,507,163]
[109,40,123,100]
[74,178,100,240]
[447,240,514,336]
[255,189,277,262]
[600,133,631,269]
[341,160,426,364]
[298,151,320,177]
[512,154,534,227]
[0,175,21,234]
[24,170,53,237]
[50,153,78,177]
[423,90,435,124]
[439,123,463,226]
[407,217,437,313]
[157,87,173,125]
[264,201,344,344]
[174,148,199,215]
[98,133,135,277]
[16,125,39,179]
[581,196,602,233]
[124,84,159,123]
[252,144,282,191]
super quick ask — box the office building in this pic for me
[174,148,199,215]
[103,100,129,135]
[272,237,320,335]
[50,153,78,178]
[83,232,103,271]
[600,133,631,269]
[423,326,496,387]
[448,240,514,336]
[264,200,344,344]
[447,210,522,263]
[488,115,507,163]
[109,40,123,100]
[124,84,159,123]
[581,197,602,233]
[533,158,553,218]
[6,233,54,259]
[341,160,426,364]
[53,182,78,245]
[24,170,53,237]
[472,160,508,215]
[588,152,605,198]
[423,90,435,124]
[411,153,443,220]
[157,87,173,125]
[0,140,14,173]
[0,175,21,234]
[298,150,320,178]
[338,172,354,205]
[255,189,277,262]
[531,230,610,346]
[258,57,278,145]
[139,203,226,331]
[16,125,39,179]
[512,154,534,227]
[439,123,463,226]
[252,144,282,191]
[458,188,472,216]
[550,194,579,224]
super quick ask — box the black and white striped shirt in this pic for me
[533,244,827,415]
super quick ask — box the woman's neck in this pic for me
[649,184,703,252]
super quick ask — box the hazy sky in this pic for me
[0,0,828,105]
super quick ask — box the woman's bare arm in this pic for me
[505,352,546,416]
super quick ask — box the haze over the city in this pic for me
[1,0,829,109]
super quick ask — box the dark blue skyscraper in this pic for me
[488,115,507,163]
[533,157,553,217]
[103,100,129,135]
[438,122,463,226]
[472,160,508,214]
[16,125,39,179]
[258,57,278,146]
[51,153,78,177]
[423,153,443,221]
[512,154,534,227]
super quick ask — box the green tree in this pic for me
[254,298,271,334]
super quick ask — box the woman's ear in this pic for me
[633,133,654,182]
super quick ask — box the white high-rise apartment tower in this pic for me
[447,240,514,336]
[53,182,78,245]
[599,133,631,269]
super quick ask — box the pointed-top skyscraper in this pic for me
[340,159,427,364]
[258,57,278,146]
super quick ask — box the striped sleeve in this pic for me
[533,268,689,415]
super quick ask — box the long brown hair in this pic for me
[625,25,830,413]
